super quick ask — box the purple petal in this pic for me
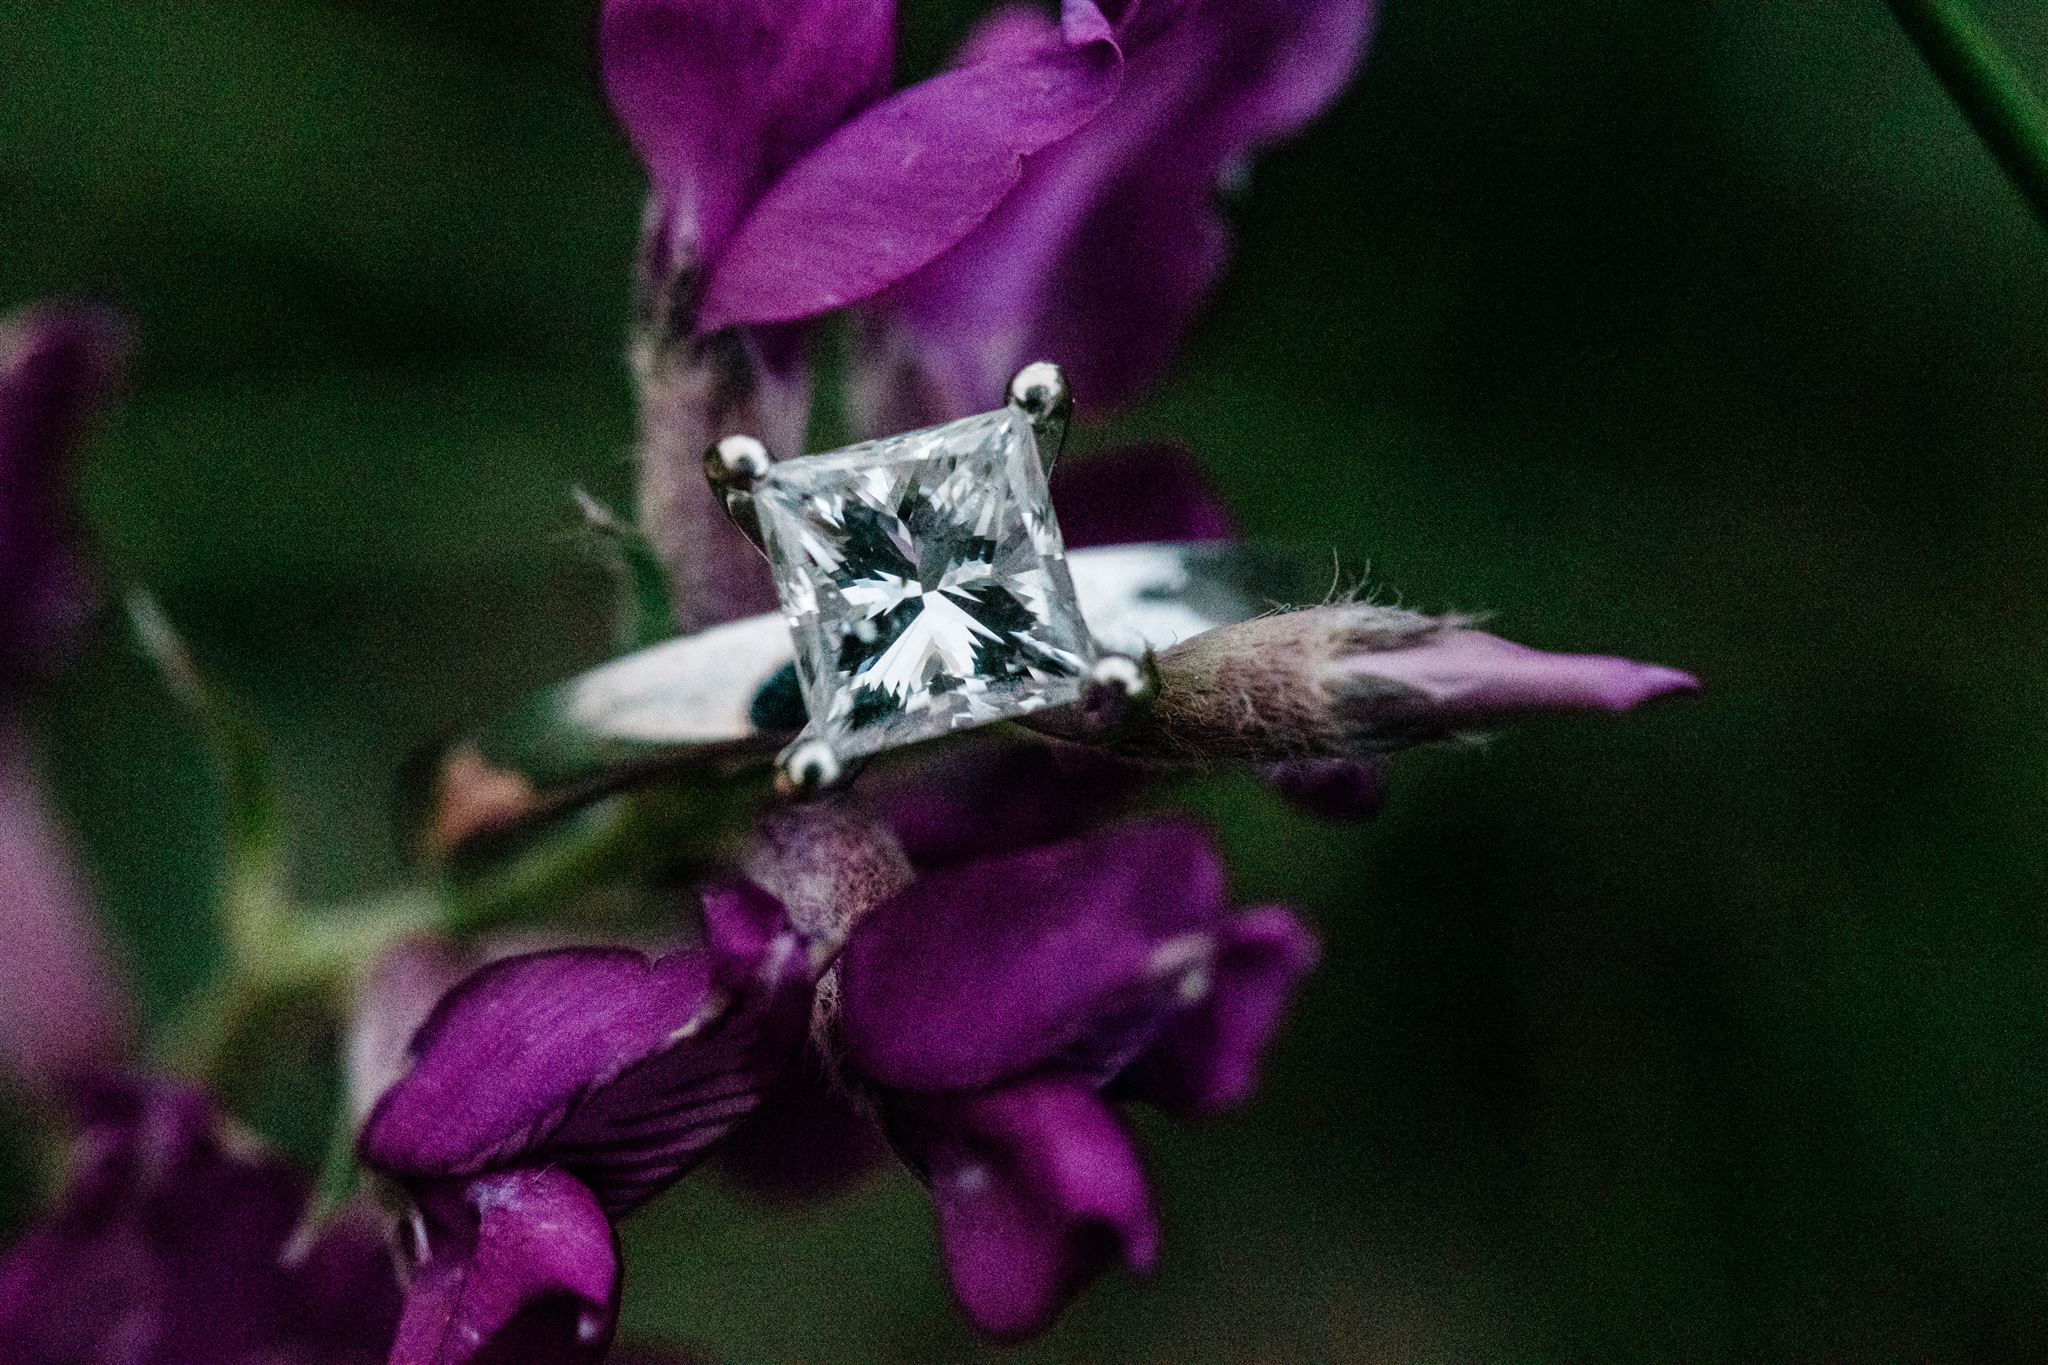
[363,947,711,1174]
[699,878,798,988]
[362,889,815,1215]
[1050,444,1236,549]
[861,734,1141,868]
[696,2,1122,330]
[953,3,1066,66]
[0,718,133,1096]
[878,0,1374,415]
[889,1074,1156,1342]
[393,1168,617,1365]
[0,303,124,677]
[0,1079,398,1362]
[1116,906,1317,1117]
[840,819,1229,1091]
[1262,756,1387,822]
[1336,628,1701,731]
[601,0,895,285]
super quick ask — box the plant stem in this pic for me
[1886,0,2048,231]
[441,770,764,937]
[156,889,436,1089]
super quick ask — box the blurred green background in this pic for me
[8,0,2048,1359]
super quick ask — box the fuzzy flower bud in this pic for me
[743,794,913,951]
[745,793,912,1050]
[1033,604,1698,763]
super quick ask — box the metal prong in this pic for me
[1089,651,1153,703]
[1080,651,1155,728]
[704,434,774,554]
[1006,361,1071,472]
[774,737,851,800]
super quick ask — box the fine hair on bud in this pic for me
[1028,604,1457,764]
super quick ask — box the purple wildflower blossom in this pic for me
[838,817,1317,1340]
[856,0,1378,430]
[604,0,1123,334]
[358,885,819,1364]
[0,1079,399,1364]
[0,302,132,1098]
[0,721,134,1100]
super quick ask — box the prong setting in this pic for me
[706,434,771,488]
[704,434,774,554]
[775,736,849,800]
[1080,650,1155,728]
[1005,361,1071,471]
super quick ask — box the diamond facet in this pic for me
[753,407,1095,759]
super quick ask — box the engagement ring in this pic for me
[465,365,1304,827]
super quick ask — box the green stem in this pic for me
[157,889,438,1089]
[441,769,769,937]
[1886,0,2048,231]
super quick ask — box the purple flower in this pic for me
[0,1078,399,1364]
[0,720,134,1099]
[602,0,1123,334]
[858,0,1377,428]
[837,818,1316,1340]
[0,303,123,681]
[0,303,132,1099]
[359,885,819,1365]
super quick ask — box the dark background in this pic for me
[8,1,2048,1359]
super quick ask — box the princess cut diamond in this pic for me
[753,407,1094,759]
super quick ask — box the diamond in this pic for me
[753,407,1095,759]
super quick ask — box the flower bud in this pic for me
[1033,604,1698,764]
[743,794,913,951]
